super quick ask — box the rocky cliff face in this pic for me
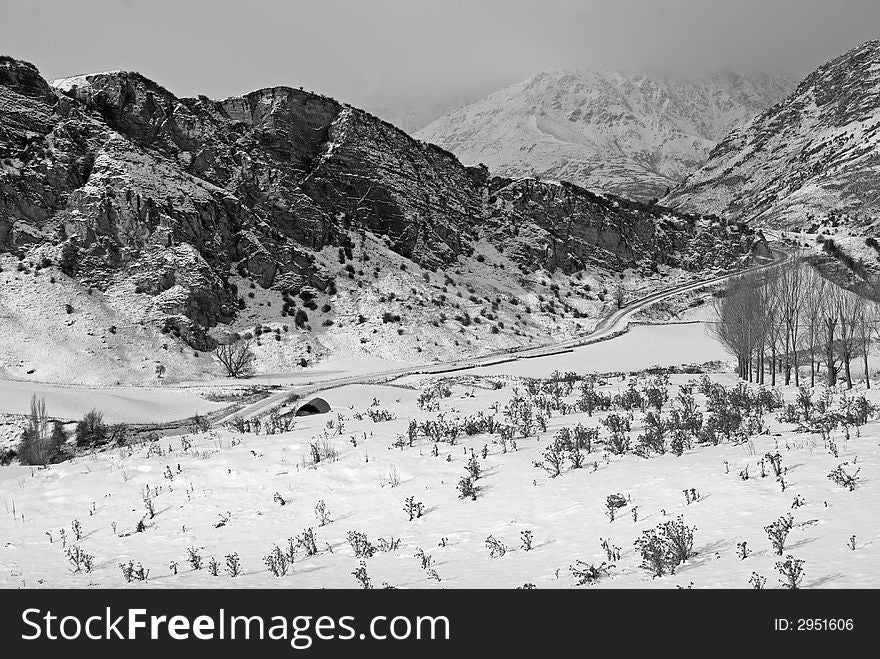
[665,39,880,229]
[1,55,763,361]
[416,69,792,201]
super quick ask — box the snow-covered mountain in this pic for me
[0,56,764,384]
[666,38,880,229]
[416,70,793,200]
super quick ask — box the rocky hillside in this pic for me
[416,69,792,200]
[665,39,880,229]
[0,56,765,384]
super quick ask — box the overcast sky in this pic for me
[3,0,880,113]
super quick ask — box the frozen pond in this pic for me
[0,380,227,423]
[470,322,731,378]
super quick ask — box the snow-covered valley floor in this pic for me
[1,366,878,589]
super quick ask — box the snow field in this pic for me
[1,372,878,589]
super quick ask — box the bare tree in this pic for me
[19,395,53,466]
[215,338,256,378]
[775,258,807,385]
[802,267,827,387]
[819,285,841,387]
[856,301,879,388]
[711,271,762,380]
[763,271,783,386]
[835,290,865,389]
[614,283,626,309]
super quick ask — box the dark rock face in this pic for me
[484,178,761,274]
[0,56,761,346]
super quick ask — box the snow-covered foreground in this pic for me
[1,372,878,589]
[0,380,228,423]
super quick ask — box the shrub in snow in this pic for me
[634,516,696,577]
[295,528,319,557]
[120,561,149,582]
[641,375,669,412]
[75,409,107,446]
[570,560,612,586]
[605,493,628,522]
[635,529,672,578]
[403,496,424,521]
[669,428,691,456]
[142,489,155,519]
[613,380,644,411]
[749,572,766,589]
[366,408,396,422]
[384,465,402,487]
[485,535,508,558]
[637,411,668,455]
[682,488,700,505]
[308,440,338,465]
[577,377,609,416]
[225,553,242,577]
[775,555,804,589]
[417,382,452,410]
[186,547,203,570]
[66,546,94,573]
[765,451,783,478]
[764,513,794,555]
[347,531,377,558]
[457,475,478,501]
[533,438,566,477]
[377,537,401,552]
[827,463,860,491]
[600,538,621,562]
[658,516,696,566]
[315,500,332,526]
[414,548,434,569]
[466,452,482,480]
[601,413,632,455]
[352,561,372,589]
[264,544,290,577]
[573,424,597,453]
[568,444,585,469]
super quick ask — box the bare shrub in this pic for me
[765,513,794,555]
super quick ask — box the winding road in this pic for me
[216,248,790,425]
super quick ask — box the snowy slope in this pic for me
[2,370,877,589]
[416,70,792,200]
[666,38,880,229]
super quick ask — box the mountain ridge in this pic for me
[416,68,793,200]
[0,55,763,384]
[664,38,880,229]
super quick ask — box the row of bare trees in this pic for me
[711,258,878,389]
